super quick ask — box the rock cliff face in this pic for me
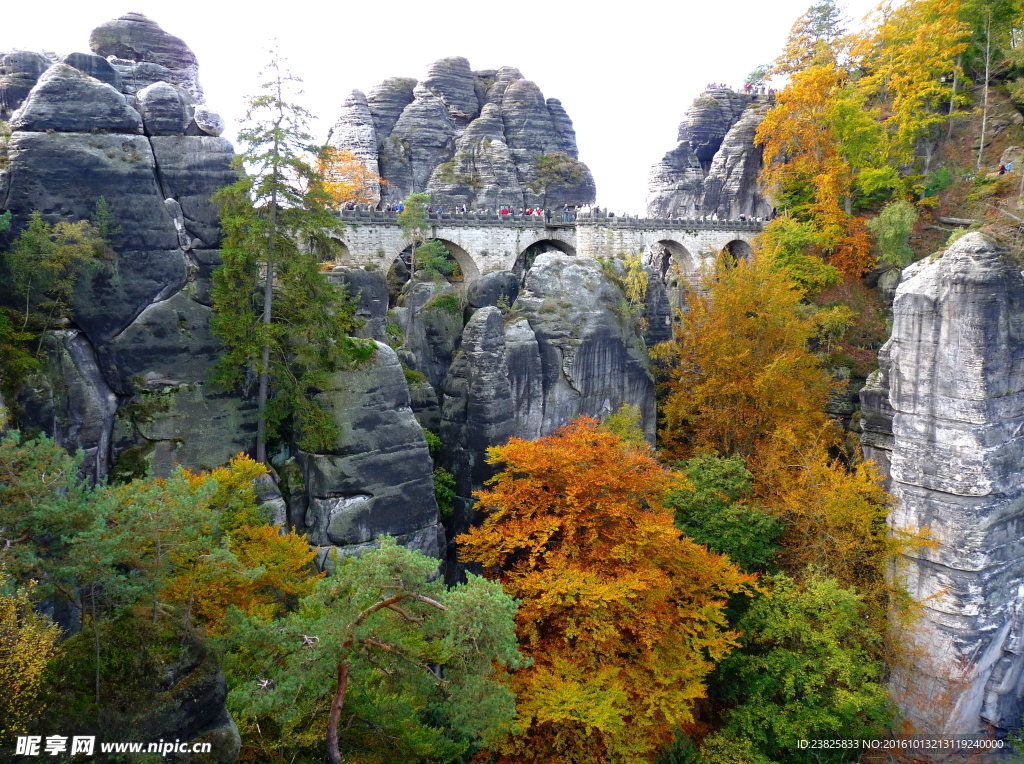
[299,341,445,571]
[0,15,445,572]
[860,233,1024,733]
[327,58,596,210]
[0,14,249,481]
[647,88,773,220]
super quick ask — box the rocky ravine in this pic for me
[646,88,773,220]
[1,17,660,578]
[860,232,1024,733]
[326,57,597,211]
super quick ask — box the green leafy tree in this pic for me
[745,64,772,84]
[866,199,919,269]
[7,211,96,335]
[599,402,647,448]
[665,455,783,574]
[211,48,370,462]
[221,537,524,764]
[708,574,892,763]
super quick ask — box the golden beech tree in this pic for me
[457,418,753,764]
[853,0,970,175]
[757,62,877,278]
[655,252,838,463]
[317,147,385,207]
[161,455,322,634]
[754,427,908,611]
[0,577,60,736]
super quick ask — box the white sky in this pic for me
[4,0,878,214]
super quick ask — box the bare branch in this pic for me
[352,593,411,627]
[989,204,1024,223]
[384,603,424,623]
[412,594,446,611]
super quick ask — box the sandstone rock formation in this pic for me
[327,58,596,210]
[89,12,204,101]
[860,232,1024,733]
[0,51,52,119]
[300,342,445,571]
[1,17,445,575]
[647,88,773,220]
[440,254,656,527]
[0,15,247,480]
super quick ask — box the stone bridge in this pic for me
[332,209,764,286]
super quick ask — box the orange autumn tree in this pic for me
[757,61,877,279]
[458,418,752,764]
[656,252,839,464]
[162,454,322,634]
[318,147,385,207]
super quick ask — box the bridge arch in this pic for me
[385,237,481,294]
[651,239,701,311]
[721,238,753,261]
[653,239,700,283]
[429,238,480,284]
[514,238,578,276]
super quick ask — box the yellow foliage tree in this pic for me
[0,576,61,735]
[656,252,838,463]
[458,418,753,764]
[853,0,970,175]
[162,454,322,634]
[318,147,385,207]
[757,61,877,278]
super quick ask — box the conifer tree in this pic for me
[211,48,371,462]
[397,192,431,339]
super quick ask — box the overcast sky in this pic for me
[4,0,878,214]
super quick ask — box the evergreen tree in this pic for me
[221,537,523,764]
[397,192,431,339]
[210,48,371,462]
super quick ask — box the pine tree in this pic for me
[210,48,372,462]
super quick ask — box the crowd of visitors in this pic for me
[338,200,773,223]
[704,81,777,96]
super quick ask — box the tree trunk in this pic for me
[92,582,101,705]
[947,54,961,141]
[978,15,993,172]
[407,239,417,341]
[326,661,350,764]
[257,82,283,465]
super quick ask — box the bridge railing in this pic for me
[333,208,766,232]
